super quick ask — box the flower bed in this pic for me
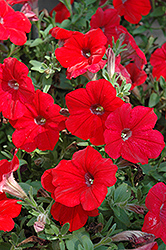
[0,0,166,249]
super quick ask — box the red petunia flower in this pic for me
[55,28,107,79]
[10,90,67,152]
[41,167,99,232]
[0,192,22,232]
[113,0,151,24]
[125,63,147,90]
[142,182,166,244]
[150,42,166,81]
[0,151,27,199]
[89,11,147,70]
[50,0,74,24]
[0,0,31,45]
[90,7,120,46]
[116,26,147,70]
[104,103,165,164]
[65,79,124,145]
[0,57,35,120]
[47,146,117,211]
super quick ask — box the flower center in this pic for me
[90,104,105,115]
[0,16,4,24]
[34,115,46,125]
[121,128,132,141]
[82,49,91,59]
[85,172,94,187]
[100,26,105,32]
[8,79,19,90]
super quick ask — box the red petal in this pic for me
[51,202,98,232]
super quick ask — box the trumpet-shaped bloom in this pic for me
[10,90,67,152]
[65,79,124,145]
[142,182,166,244]
[0,192,22,232]
[0,57,35,120]
[0,0,31,45]
[150,42,166,81]
[42,146,118,211]
[41,167,99,232]
[104,103,165,164]
[55,28,107,79]
[90,7,120,46]
[0,151,27,199]
[113,0,151,24]
[90,11,147,70]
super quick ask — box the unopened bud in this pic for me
[106,48,115,79]
[125,204,145,214]
[34,213,47,233]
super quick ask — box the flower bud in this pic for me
[106,48,115,79]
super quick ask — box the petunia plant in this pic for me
[0,0,166,249]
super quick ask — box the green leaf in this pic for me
[160,76,166,89]
[26,217,36,227]
[149,6,165,17]
[19,159,28,167]
[0,243,11,250]
[114,183,131,204]
[148,92,160,107]
[45,227,55,235]
[150,169,165,182]
[59,241,66,250]
[113,206,130,227]
[61,223,70,235]
[29,60,45,73]
[66,228,90,250]
[30,38,43,47]
[132,26,147,35]
[0,150,13,159]
[43,84,51,93]
[102,217,113,233]
[85,0,96,6]
[106,244,118,250]
[11,232,18,244]
[51,224,60,235]
[94,246,108,250]
[81,235,94,250]
[98,213,104,225]
[123,83,131,92]
[19,183,31,195]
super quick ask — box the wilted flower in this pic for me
[0,151,27,199]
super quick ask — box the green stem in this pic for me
[63,0,72,17]
[17,168,22,183]
[151,0,155,10]
[17,149,22,182]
